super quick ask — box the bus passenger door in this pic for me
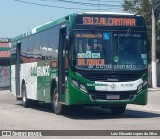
[58,27,67,102]
[15,42,21,97]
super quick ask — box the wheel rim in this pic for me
[54,93,60,110]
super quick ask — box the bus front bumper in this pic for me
[65,84,148,106]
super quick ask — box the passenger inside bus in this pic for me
[86,39,94,51]
[78,38,102,53]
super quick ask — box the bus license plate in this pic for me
[106,95,120,100]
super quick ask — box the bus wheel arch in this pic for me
[52,88,66,115]
[50,79,57,102]
[50,79,65,115]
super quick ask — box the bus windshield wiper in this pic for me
[118,28,131,48]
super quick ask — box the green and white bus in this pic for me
[11,12,148,115]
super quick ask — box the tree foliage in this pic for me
[122,0,160,58]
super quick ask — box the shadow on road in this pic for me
[64,107,160,120]
[0,87,10,91]
[125,109,160,118]
[17,103,160,120]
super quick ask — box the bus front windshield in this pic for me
[73,31,148,71]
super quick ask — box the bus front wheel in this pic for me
[110,105,126,115]
[52,88,65,115]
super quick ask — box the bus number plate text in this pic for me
[106,95,120,100]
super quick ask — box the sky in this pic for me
[0,0,124,38]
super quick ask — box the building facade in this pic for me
[0,38,11,88]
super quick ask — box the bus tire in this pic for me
[110,105,126,115]
[52,88,64,115]
[22,84,29,108]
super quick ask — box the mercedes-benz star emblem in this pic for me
[111,84,116,89]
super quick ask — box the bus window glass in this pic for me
[74,31,147,70]
[113,32,147,70]
[49,27,59,59]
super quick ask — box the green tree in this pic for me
[122,0,160,59]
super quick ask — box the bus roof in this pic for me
[12,14,72,42]
[77,12,136,16]
[12,12,141,42]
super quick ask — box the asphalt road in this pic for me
[0,89,160,138]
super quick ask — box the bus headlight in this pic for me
[71,79,88,93]
[72,80,79,88]
[143,80,147,87]
[137,80,147,93]
[80,84,87,93]
[137,84,142,92]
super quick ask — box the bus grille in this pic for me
[88,90,137,100]
[84,74,139,82]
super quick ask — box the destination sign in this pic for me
[76,34,102,38]
[78,58,105,66]
[83,17,136,26]
[75,15,144,27]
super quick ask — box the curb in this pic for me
[0,87,10,91]
[148,88,160,91]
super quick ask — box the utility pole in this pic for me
[151,0,157,88]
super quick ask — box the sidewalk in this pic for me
[148,87,160,91]
[0,87,10,91]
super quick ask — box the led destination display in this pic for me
[75,15,144,27]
